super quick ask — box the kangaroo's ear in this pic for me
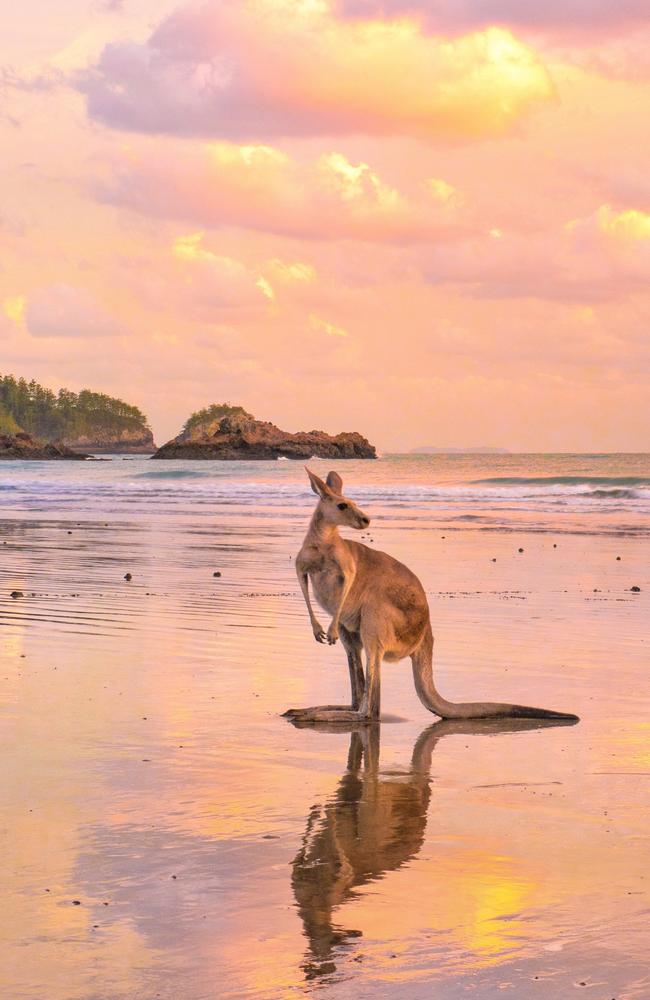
[306,467,332,499]
[325,471,343,494]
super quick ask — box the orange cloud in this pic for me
[170,233,270,305]
[80,1,553,141]
[166,232,319,310]
[309,313,348,338]
[98,142,469,243]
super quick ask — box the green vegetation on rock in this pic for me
[181,403,253,439]
[0,403,21,435]
[0,374,151,444]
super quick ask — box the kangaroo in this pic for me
[284,468,578,725]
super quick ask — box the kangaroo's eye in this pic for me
[337,502,348,510]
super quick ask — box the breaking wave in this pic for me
[1,454,650,536]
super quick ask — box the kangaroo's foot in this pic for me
[282,706,374,725]
[283,705,350,716]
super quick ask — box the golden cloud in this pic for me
[81,1,554,141]
[597,205,650,240]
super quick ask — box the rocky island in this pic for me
[0,431,86,460]
[0,374,155,454]
[153,405,376,461]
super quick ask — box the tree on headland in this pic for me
[0,373,151,442]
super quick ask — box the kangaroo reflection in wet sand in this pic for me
[285,468,578,725]
[290,717,575,981]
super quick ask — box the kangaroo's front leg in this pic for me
[297,569,327,643]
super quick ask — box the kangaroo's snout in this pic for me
[358,515,370,529]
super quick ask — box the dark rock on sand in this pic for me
[0,432,87,460]
[631,585,641,592]
[124,573,132,581]
[152,406,376,461]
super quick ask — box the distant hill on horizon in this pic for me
[409,446,511,454]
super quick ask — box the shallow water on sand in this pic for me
[1,456,649,999]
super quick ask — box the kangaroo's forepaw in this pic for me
[312,625,327,643]
[326,624,339,645]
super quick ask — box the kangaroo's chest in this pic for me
[300,546,346,614]
[311,567,346,614]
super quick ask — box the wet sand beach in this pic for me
[1,455,649,999]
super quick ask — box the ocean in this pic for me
[1,452,648,1000]
[2,452,650,535]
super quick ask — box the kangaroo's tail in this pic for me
[411,624,579,722]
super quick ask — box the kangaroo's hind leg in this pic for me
[283,627,369,725]
[358,641,382,721]
[340,625,365,711]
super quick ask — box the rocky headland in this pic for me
[0,432,87,460]
[61,427,155,454]
[153,405,376,460]
[0,374,155,455]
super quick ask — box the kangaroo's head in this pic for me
[306,468,370,530]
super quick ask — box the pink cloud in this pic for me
[335,0,649,37]
[420,207,650,302]
[25,283,127,338]
[96,142,470,244]
[78,0,553,140]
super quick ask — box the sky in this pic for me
[1,0,649,451]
